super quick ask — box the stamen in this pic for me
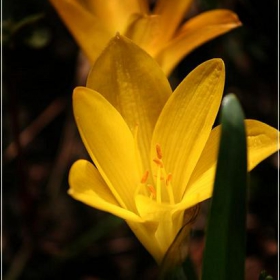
[166,173,172,185]
[143,144,176,204]
[156,163,161,203]
[153,158,163,168]
[156,144,163,159]
[140,170,149,184]
[166,173,175,204]
[147,184,156,199]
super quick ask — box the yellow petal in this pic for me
[85,0,146,33]
[124,14,161,56]
[153,0,193,45]
[50,0,112,64]
[73,86,140,212]
[178,120,279,210]
[130,195,184,264]
[156,9,242,75]
[152,59,225,202]
[69,160,143,222]
[87,35,172,172]
[179,9,241,33]
[245,120,279,169]
[127,220,163,264]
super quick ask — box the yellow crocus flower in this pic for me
[68,35,279,264]
[50,0,241,75]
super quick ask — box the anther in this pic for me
[140,170,149,184]
[147,184,156,198]
[166,173,172,185]
[153,158,163,168]
[156,144,163,159]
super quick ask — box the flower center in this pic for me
[140,144,175,204]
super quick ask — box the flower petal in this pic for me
[73,86,140,211]
[50,0,112,64]
[153,0,193,45]
[178,120,279,210]
[124,14,161,56]
[127,220,163,264]
[129,195,184,264]
[245,120,279,169]
[69,160,143,222]
[155,9,242,75]
[152,59,225,202]
[87,35,172,173]
[85,0,146,33]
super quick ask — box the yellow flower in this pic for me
[50,0,241,75]
[68,35,279,264]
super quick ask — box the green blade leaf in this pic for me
[201,94,247,280]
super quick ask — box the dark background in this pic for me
[2,0,278,279]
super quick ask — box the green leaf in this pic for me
[201,94,247,280]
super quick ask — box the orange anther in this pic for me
[153,158,163,168]
[140,170,149,184]
[156,144,163,159]
[147,184,156,198]
[166,173,172,185]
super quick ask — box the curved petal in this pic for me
[87,35,172,173]
[127,220,163,264]
[153,0,193,45]
[179,9,241,34]
[245,120,279,169]
[129,195,184,264]
[124,14,161,56]
[178,120,279,210]
[85,0,145,33]
[73,86,140,211]
[50,0,112,64]
[155,10,241,75]
[151,59,225,202]
[69,160,143,222]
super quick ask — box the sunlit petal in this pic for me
[155,10,241,75]
[178,119,279,210]
[87,35,172,172]
[69,160,143,222]
[127,220,163,264]
[152,59,225,201]
[73,86,140,211]
[179,9,241,33]
[133,195,184,264]
[245,120,279,169]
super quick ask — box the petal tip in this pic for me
[204,58,225,72]
[73,86,94,101]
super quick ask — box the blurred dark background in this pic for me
[2,0,278,279]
